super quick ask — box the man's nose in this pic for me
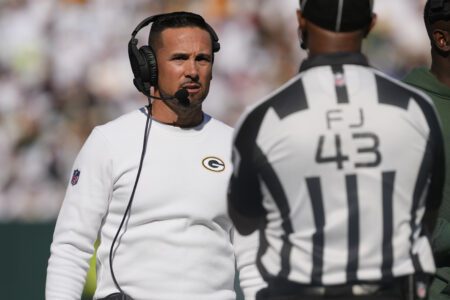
[185,60,199,80]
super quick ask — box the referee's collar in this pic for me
[299,52,369,72]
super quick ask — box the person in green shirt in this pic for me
[404,0,450,299]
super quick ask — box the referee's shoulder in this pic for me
[235,73,305,130]
[371,68,435,107]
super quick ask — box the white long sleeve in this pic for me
[46,110,236,300]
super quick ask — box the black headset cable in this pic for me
[109,103,152,297]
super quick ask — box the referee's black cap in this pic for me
[300,0,374,32]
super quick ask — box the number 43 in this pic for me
[315,132,381,169]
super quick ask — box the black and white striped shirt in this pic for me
[228,53,444,286]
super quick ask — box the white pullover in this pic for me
[46,109,236,300]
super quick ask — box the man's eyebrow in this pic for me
[196,53,212,59]
[168,52,212,59]
[169,52,189,58]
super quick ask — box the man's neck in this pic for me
[430,53,450,88]
[151,100,203,128]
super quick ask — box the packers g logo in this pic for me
[202,156,225,172]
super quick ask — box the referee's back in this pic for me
[235,59,443,284]
[228,0,445,298]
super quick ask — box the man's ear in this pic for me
[432,29,450,52]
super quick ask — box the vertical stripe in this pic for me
[409,139,433,274]
[381,171,395,280]
[257,146,294,279]
[306,177,325,285]
[300,0,308,9]
[332,65,349,103]
[346,174,359,282]
[256,217,270,279]
[278,238,293,278]
[335,0,344,31]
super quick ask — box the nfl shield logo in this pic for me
[71,169,81,185]
[334,72,346,87]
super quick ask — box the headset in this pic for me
[105,12,221,300]
[128,11,221,98]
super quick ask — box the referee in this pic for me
[228,1,445,299]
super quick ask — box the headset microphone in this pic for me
[173,89,189,106]
[147,88,190,107]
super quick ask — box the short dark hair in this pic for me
[148,12,219,53]
[424,0,450,36]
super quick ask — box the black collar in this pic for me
[299,52,369,72]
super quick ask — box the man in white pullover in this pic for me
[46,12,236,300]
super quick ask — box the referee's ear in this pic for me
[296,9,307,32]
[296,9,308,49]
[364,13,377,38]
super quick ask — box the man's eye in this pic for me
[197,56,211,62]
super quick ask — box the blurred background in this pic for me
[0,0,431,298]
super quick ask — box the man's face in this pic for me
[155,26,213,107]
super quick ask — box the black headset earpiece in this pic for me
[128,12,220,98]
[205,23,221,53]
[128,15,161,97]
